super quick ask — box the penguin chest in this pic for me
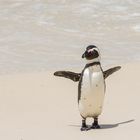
[79,68,105,118]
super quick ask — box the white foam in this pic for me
[0,0,139,75]
[133,25,140,32]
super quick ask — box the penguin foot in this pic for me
[80,126,90,131]
[90,124,101,129]
[81,119,90,131]
[91,117,100,129]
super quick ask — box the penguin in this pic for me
[54,45,121,131]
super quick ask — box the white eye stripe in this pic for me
[93,48,99,51]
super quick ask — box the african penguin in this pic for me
[54,45,121,131]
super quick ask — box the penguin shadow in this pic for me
[100,119,134,129]
[69,119,134,130]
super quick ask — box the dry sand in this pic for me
[0,63,139,140]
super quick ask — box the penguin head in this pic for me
[82,45,101,62]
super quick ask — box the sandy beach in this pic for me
[0,0,139,139]
[0,63,139,140]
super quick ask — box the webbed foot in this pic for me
[90,124,101,129]
[81,119,90,131]
[91,117,101,129]
[81,126,90,131]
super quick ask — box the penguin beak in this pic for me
[82,52,85,58]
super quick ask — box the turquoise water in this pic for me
[0,0,139,74]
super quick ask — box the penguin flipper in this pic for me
[54,71,81,82]
[103,66,121,79]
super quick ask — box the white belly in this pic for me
[78,67,105,118]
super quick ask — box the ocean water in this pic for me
[0,0,139,74]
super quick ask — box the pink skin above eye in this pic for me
[87,49,94,53]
